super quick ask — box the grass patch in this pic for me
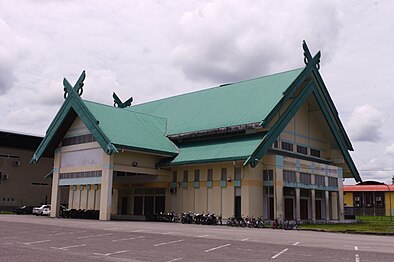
[0,211,15,215]
[300,216,394,234]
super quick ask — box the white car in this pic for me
[32,205,51,216]
[42,206,51,216]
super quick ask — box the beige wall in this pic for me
[0,146,56,210]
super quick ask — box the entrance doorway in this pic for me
[315,200,322,220]
[234,196,241,218]
[285,198,294,220]
[121,197,128,215]
[300,199,309,219]
[134,196,143,215]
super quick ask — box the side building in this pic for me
[31,42,361,221]
[0,130,55,211]
[344,181,394,217]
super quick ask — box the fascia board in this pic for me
[312,70,353,150]
[31,98,74,163]
[312,88,361,182]
[31,95,117,164]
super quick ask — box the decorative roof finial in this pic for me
[302,40,321,70]
[113,92,133,108]
[63,70,86,99]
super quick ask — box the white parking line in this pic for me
[112,236,145,242]
[77,233,113,239]
[162,232,174,235]
[354,246,358,251]
[293,242,300,246]
[94,250,129,256]
[20,240,51,245]
[49,232,68,236]
[51,244,86,250]
[154,239,184,247]
[197,234,209,238]
[204,244,231,253]
[355,254,360,262]
[241,238,249,241]
[272,248,289,259]
[130,229,145,233]
[69,231,87,235]
[167,258,183,262]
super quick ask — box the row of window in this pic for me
[173,167,242,182]
[62,134,96,146]
[259,170,337,187]
[274,141,321,158]
[60,170,102,180]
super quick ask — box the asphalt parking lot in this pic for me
[0,215,393,262]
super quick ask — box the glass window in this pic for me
[234,167,242,180]
[221,168,227,181]
[300,172,311,184]
[194,170,200,182]
[283,170,296,183]
[183,170,188,182]
[297,145,308,155]
[263,170,273,181]
[207,169,213,182]
[315,175,325,186]
[311,148,321,158]
[281,141,294,152]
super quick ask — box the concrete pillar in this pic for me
[295,188,300,220]
[337,168,345,220]
[325,190,330,220]
[331,192,338,220]
[99,153,114,221]
[311,189,316,221]
[111,189,118,215]
[50,148,61,218]
[275,156,284,220]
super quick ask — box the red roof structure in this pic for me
[344,184,394,192]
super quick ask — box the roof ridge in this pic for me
[83,99,169,122]
[132,67,304,108]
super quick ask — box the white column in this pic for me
[50,148,61,218]
[275,156,284,220]
[99,153,114,221]
[331,192,338,220]
[311,189,316,220]
[337,168,345,220]
[325,190,330,220]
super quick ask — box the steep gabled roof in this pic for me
[130,68,303,136]
[84,101,178,156]
[31,72,178,163]
[31,42,360,182]
[243,42,360,181]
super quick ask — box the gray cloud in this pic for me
[0,19,29,94]
[171,0,340,83]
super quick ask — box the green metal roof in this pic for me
[131,68,304,135]
[162,132,267,166]
[84,101,178,156]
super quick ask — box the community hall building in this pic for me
[31,42,361,221]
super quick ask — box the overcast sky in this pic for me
[1,0,393,184]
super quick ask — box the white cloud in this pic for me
[385,143,394,155]
[347,104,384,142]
[171,0,340,83]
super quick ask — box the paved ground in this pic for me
[0,215,393,261]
